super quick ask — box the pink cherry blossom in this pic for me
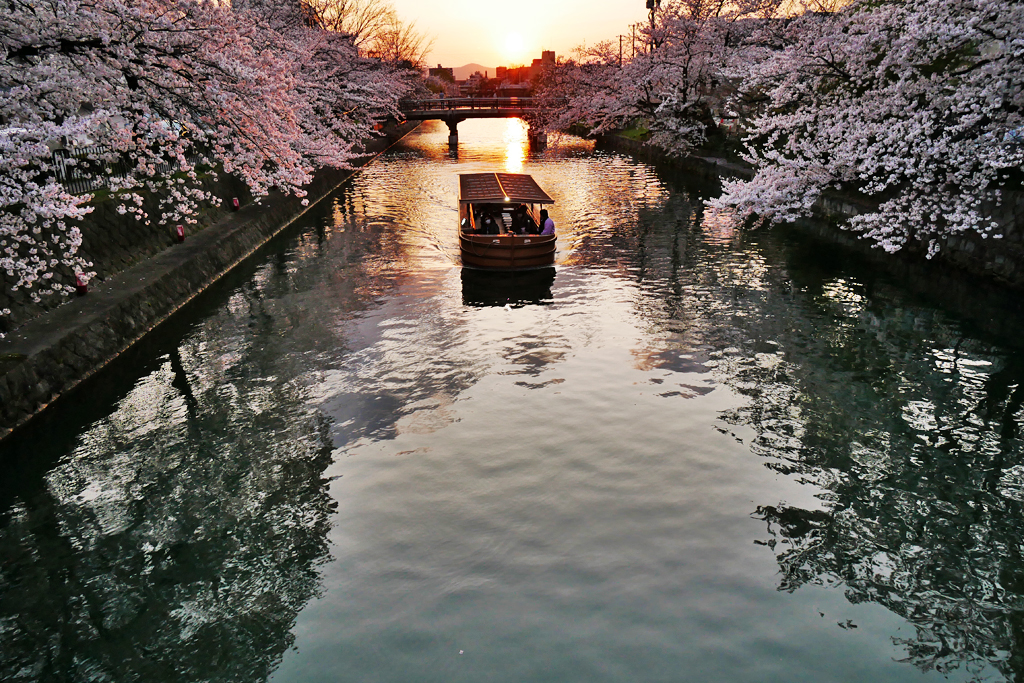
[713,0,1024,256]
[1,0,415,327]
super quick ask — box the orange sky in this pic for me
[390,0,651,69]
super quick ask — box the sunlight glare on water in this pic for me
[503,118,528,173]
[2,119,1024,683]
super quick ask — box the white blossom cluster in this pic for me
[713,0,1024,256]
[0,0,414,327]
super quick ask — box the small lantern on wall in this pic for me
[75,273,88,296]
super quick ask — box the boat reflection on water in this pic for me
[461,267,556,307]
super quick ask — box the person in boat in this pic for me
[482,212,500,235]
[540,209,555,235]
[513,205,539,234]
[509,206,523,234]
[511,205,533,234]
[507,205,524,235]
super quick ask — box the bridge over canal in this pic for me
[399,97,562,145]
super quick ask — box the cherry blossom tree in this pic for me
[235,0,417,165]
[712,0,1024,256]
[538,0,780,154]
[0,0,413,326]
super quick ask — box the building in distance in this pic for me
[428,64,455,82]
[479,51,556,96]
[429,51,557,97]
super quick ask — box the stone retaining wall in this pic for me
[0,122,419,440]
[596,134,1024,291]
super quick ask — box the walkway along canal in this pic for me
[3,119,1024,682]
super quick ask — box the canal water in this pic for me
[3,119,1024,682]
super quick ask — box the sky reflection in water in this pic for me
[2,119,1024,683]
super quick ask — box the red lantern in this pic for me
[176,224,185,242]
[231,197,240,211]
[75,273,88,296]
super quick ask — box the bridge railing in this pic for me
[399,97,566,112]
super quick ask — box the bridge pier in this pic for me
[444,118,462,147]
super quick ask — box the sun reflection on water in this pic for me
[503,119,528,173]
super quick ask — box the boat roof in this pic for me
[459,173,554,205]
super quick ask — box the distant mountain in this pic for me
[453,63,495,80]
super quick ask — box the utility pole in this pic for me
[619,34,623,67]
[632,24,637,59]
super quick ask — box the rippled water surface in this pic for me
[4,119,1024,682]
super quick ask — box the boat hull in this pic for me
[459,234,556,270]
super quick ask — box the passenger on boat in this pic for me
[540,209,555,235]
[482,213,500,235]
[510,205,525,234]
[511,205,535,234]
[466,208,486,234]
[508,210,520,234]
[514,205,540,234]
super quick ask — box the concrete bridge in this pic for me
[399,97,563,146]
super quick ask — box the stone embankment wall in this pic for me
[597,134,1024,291]
[0,122,419,440]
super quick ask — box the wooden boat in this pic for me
[458,172,555,270]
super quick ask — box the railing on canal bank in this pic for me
[51,146,204,195]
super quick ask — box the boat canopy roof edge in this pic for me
[459,172,554,205]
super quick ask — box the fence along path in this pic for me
[51,146,203,195]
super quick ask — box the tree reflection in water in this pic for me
[578,181,1024,679]
[717,248,1024,679]
[0,284,337,682]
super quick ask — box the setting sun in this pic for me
[503,32,525,62]
[388,0,651,66]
